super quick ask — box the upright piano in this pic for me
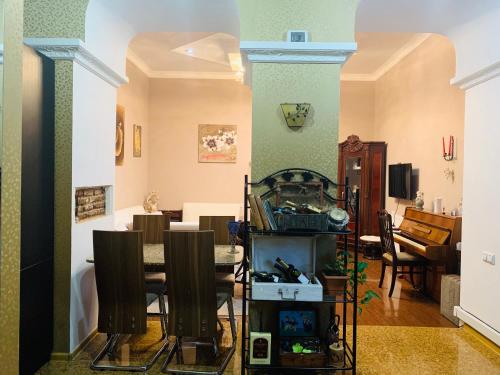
[393,207,461,301]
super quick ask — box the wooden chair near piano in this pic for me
[377,210,427,297]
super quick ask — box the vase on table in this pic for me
[415,191,424,210]
[227,221,241,254]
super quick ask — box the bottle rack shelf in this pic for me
[240,169,360,374]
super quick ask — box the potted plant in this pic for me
[320,251,350,295]
[321,250,380,313]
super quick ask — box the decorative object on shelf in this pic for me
[115,105,125,165]
[133,124,141,157]
[442,135,455,161]
[143,192,159,213]
[280,103,311,127]
[329,342,345,368]
[227,220,241,254]
[444,167,455,182]
[249,332,272,365]
[198,124,237,163]
[415,190,424,210]
[326,314,341,345]
[249,308,271,366]
[328,207,349,231]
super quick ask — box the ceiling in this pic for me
[341,32,430,80]
[127,31,430,81]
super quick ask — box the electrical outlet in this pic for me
[482,252,496,265]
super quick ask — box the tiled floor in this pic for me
[37,259,500,374]
[37,318,500,375]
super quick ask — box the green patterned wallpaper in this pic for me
[24,0,88,38]
[52,61,74,354]
[251,63,340,182]
[237,0,358,42]
[0,0,23,371]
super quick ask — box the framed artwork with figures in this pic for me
[198,124,237,163]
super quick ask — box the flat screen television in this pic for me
[388,163,412,200]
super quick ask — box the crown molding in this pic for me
[0,44,3,65]
[240,41,357,64]
[451,60,500,90]
[24,38,128,88]
[341,33,431,82]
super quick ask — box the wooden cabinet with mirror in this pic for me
[338,135,387,238]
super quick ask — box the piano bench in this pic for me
[360,235,382,260]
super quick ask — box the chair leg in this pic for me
[226,297,237,343]
[389,266,397,297]
[409,266,415,288]
[158,294,167,339]
[378,262,386,288]
[422,264,427,293]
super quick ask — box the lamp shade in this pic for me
[280,103,311,127]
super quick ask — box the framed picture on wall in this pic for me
[115,105,125,165]
[198,124,237,163]
[133,124,142,157]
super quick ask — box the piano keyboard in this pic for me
[393,233,446,260]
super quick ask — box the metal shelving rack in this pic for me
[241,168,360,374]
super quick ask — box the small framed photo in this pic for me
[287,30,309,43]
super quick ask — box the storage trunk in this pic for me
[251,236,323,302]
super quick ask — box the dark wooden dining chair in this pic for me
[199,215,237,295]
[378,210,427,297]
[199,216,235,245]
[134,214,171,285]
[91,230,169,371]
[133,214,171,244]
[161,230,236,374]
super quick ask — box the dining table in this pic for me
[87,244,243,272]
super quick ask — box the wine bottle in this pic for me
[251,271,280,283]
[275,257,310,284]
[273,263,292,282]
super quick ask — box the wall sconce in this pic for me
[280,103,311,127]
[442,135,455,161]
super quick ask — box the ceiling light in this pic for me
[185,48,194,54]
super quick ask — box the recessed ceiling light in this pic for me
[185,48,194,54]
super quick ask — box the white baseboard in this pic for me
[454,306,500,345]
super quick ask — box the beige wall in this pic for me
[374,35,464,214]
[148,79,252,209]
[339,80,375,142]
[340,35,464,216]
[115,60,150,209]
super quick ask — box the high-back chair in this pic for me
[199,216,237,295]
[162,230,236,374]
[133,214,171,244]
[378,210,427,297]
[91,230,169,371]
[199,216,235,245]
